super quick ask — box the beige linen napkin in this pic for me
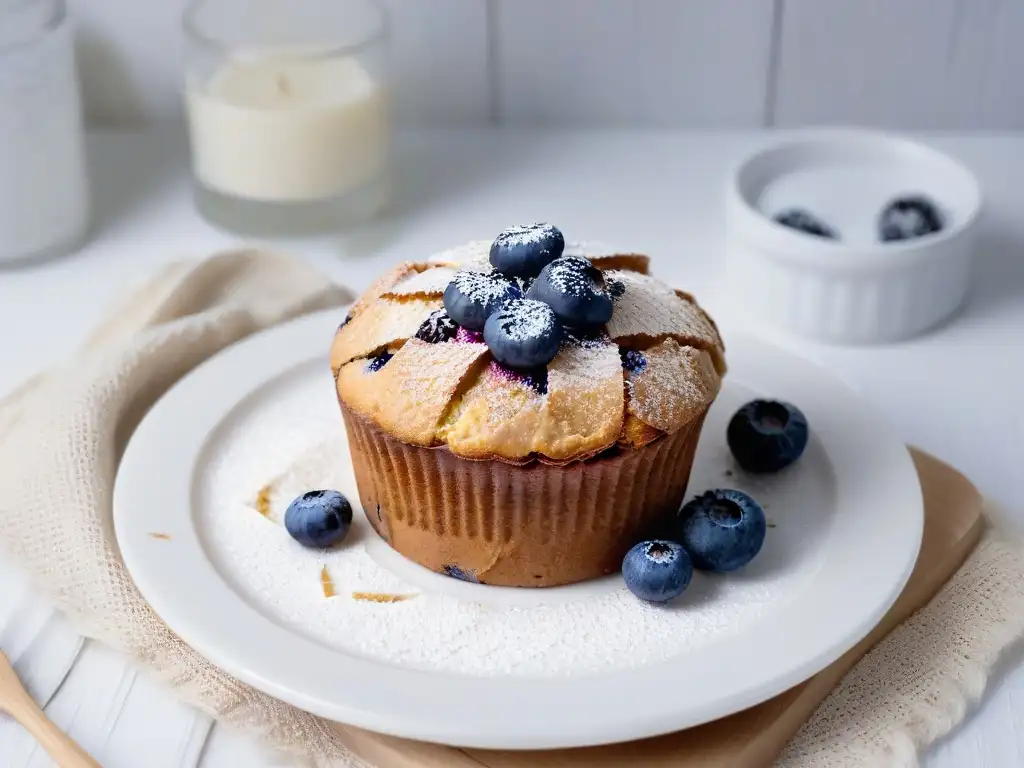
[1,249,1023,768]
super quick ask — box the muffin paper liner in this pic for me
[341,405,709,587]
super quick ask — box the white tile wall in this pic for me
[772,0,1024,129]
[68,0,1024,129]
[71,0,490,127]
[493,0,776,128]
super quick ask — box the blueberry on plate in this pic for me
[483,297,563,369]
[727,399,809,473]
[526,256,613,328]
[674,489,766,573]
[489,223,565,278]
[772,209,838,240]
[284,490,353,548]
[622,539,693,603]
[442,269,522,331]
[878,195,943,242]
[415,308,459,344]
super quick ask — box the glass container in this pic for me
[0,0,90,267]
[183,0,391,237]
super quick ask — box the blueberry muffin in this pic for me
[330,225,726,587]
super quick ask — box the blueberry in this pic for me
[338,313,352,331]
[365,350,393,372]
[878,195,943,242]
[727,399,809,473]
[773,209,838,240]
[620,348,646,374]
[442,270,522,331]
[526,256,613,328]
[415,309,459,344]
[607,279,626,299]
[483,298,563,370]
[622,540,693,603]
[489,223,565,278]
[284,490,353,548]
[674,489,766,573]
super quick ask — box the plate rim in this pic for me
[113,309,923,750]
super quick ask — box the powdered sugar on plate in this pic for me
[197,359,834,678]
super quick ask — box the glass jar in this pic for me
[0,0,90,267]
[183,0,391,237]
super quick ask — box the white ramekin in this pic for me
[724,129,983,344]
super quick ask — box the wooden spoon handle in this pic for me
[5,694,101,767]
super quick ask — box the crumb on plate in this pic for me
[320,565,337,598]
[352,592,418,604]
[148,532,172,540]
[255,483,273,518]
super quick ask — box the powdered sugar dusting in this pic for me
[427,239,491,269]
[339,243,726,460]
[350,262,422,316]
[455,327,483,344]
[441,364,544,459]
[564,327,610,349]
[493,223,556,249]
[488,360,548,394]
[628,339,718,433]
[539,340,624,456]
[544,256,604,298]
[492,298,557,342]
[604,270,722,367]
[198,367,832,677]
[450,269,520,305]
[331,297,441,369]
[337,339,489,446]
[384,266,457,298]
[547,338,620,394]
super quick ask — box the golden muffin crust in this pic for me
[332,241,725,463]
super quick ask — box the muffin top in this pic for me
[331,226,726,465]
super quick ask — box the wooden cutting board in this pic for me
[331,448,985,768]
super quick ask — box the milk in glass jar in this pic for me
[183,0,391,237]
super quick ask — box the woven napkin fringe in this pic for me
[777,525,1024,767]
[0,250,371,768]
[1,249,1023,768]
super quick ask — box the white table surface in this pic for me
[1,130,1023,767]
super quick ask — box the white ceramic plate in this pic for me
[114,309,923,750]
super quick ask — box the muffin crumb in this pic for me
[352,592,417,603]
[255,484,273,518]
[320,565,337,598]
[148,532,172,540]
